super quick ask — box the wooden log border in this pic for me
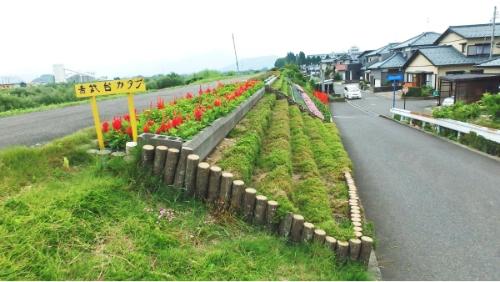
[139,135,373,268]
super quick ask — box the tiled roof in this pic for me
[391,32,440,50]
[366,43,399,56]
[448,23,500,39]
[416,46,488,66]
[476,57,500,67]
[368,53,406,70]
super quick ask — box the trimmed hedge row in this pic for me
[302,115,353,235]
[217,94,276,182]
[288,106,352,239]
[254,99,296,216]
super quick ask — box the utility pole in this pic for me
[232,33,240,74]
[490,6,497,59]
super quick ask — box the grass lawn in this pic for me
[0,129,370,280]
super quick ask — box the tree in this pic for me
[297,51,306,65]
[285,52,297,65]
[274,57,286,68]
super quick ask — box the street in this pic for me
[0,77,248,149]
[331,92,500,280]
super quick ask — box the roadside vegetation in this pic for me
[0,70,259,117]
[432,93,500,129]
[0,128,369,280]
[214,91,355,240]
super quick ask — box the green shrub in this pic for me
[217,94,276,182]
[406,87,421,97]
[460,132,500,156]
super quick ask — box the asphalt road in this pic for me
[0,76,250,149]
[331,94,500,280]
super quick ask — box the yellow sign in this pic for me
[75,77,146,98]
[75,77,145,150]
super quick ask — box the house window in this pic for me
[471,69,484,74]
[467,44,491,56]
[460,43,466,53]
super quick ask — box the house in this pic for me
[366,32,440,90]
[404,23,500,89]
[362,43,400,86]
[475,57,500,73]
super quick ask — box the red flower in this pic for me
[170,99,177,106]
[143,124,150,133]
[147,119,155,126]
[214,99,222,107]
[126,127,133,137]
[123,114,130,122]
[112,117,122,131]
[204,87,212,94]
[217,81,224,88]
[194,107,203,121]
[172,115,183,128]
[102,121,110,133]
[157,97,165,109]
[185,92,193,99]
[198,85,203,96]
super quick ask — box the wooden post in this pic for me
[207,166,222,203]
[184,154,200,197]
[254,195,268,225]
[125,141,137,155]
[153,145,168,176]
[313,229,326,244]
[325,236,337,251]
[265,200,279,232]
[301,222,315,242]
[336,241,349,263]
[290,214,304,242]
[243,188,257,222]
[359,236,374,268]
[174,147,193,188]
[230,180,245,212]
[219,172,233,208]
[349,238,362,261]
[353,226,363,233]
[195,162,210,200]
[141,145,155,168]
[278,212,293,238]
[163,148,180,185]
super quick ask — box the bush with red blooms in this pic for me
[313,91,329,105]
[102,80,263,149]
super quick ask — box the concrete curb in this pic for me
[379,114,500,163]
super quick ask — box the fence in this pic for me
[390,108,500,143]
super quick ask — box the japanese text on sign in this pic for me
[75,78,146,98]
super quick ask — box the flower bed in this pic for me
[301,91,324,120]
[102,80,263,149]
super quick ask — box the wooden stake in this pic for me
[219,172,233,208]
[254,195,268,225]
[174,147,193,188]
[290,214,304,242]
[279,212,293,237]
[336,241,349,263]
[184,154,200,197]
[325,236,337,251]
[141,145,155,168]
[230,180,245,212]
[195,162,210,200]
[349,238,362,261]
[313,229,326,244]
[207,166,222,203]
[359,236,374,268]
[153,145,168,176]
[243,188,257,222]
[163,148,180,185]
[301,222,315,242]
[266,200,279,232]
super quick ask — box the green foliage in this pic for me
[0,134,369,280]
[217,94,276,182]
[0,83,76,112]
[481,93,500,120]
[433,101,481,121]
[459,132,500,157]
[334,73,342,81]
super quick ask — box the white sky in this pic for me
[1,0,499,80]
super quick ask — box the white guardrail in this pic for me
[390,108,500,144]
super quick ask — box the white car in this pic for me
[344,85,362,99]
[442,96,455,107]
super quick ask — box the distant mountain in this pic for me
[31,74,55,84]
[221,55,278,72]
